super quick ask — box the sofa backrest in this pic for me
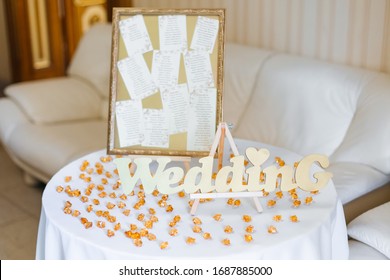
[67,23,112,101]
[226,46,390,174]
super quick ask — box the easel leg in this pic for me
[190,199,200,216]
[253,197,263,213]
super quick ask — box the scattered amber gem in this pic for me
[72,210,80,217]
[212,173,217,180]
[222,238,231,246]
[95,162,103,169]
[150,215,159,223]
[87,205,93,212]
[109,192,117,199]
[160,241,169,249]
[106,202,116,209]
[245,225,254,233]
[173,215,181,223]
[213,214,222,221]
[133,203,141,210]
[105,172,112,178]
[227,198,234,205]
[203,232,212,240]
[290,193,298,200]
[244,159,249,166]
[137,191,145,199]
[152,189,159,196]
[133,239,143,247]
[311,190,319,195]
[101,178,108,185]
[129,190,135,196]
[144,220,153,229]
[262,190,270,197]
[148,208,156,215]
[268,225,278,234]
[119,194,127,200]
[188,200,194,207]
[107,215,116,223]
[259,172,265,182]
[96,210,103,217]
[97,185,105,191]
[85,189,92,196]
[193,217,202,225]
[140,228,149,237]
[275,191,283,199]
[64,176,72,182]
[233,199,241,207]
[161,194,168,201]
[112,182,120,190]
[130,224,138,231]
[292,199,301,207]
[186,237,196,244]
[81,196,88,203]
[224,225,233,233]
[288,189,297,195]
[230,153,234,158]
[63,207,72,214]
[169,228,178,236]
[242,215,252,222]
[131,232,141,240]
[80,217,88,224]
[92,199,100,205]
[84,177,92,183]
[158,200,167,207]
[137,213,145,221]
[86,168,94,175]
[178,191,186,198]
[96,169,103,175]
[56,186,64,193]
[305,196,313,205]
[79,173,86,179]
[118,201,126,209]
[102,211,110,218]
[290,215,299,223]
[123,209,131,216]
[107,230,115,237]
[166,205,174,212]
[273,215,282,222]
[169,221,176,227]
[267,200,276,207]
[147,233,156,241]
[244,234,253,242]
[84,222,93,229]
[192,225,202,233]
[114,223,121,231]
[65,201,72,208]
[96,221,106,228]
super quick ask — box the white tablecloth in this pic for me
[36,139,349,259]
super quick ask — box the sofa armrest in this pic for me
[4,77,102,124]
[0,98,29,144]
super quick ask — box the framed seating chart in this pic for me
[107,8,225,157]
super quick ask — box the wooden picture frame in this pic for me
[107,8,225,157]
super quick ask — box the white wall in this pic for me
[132,0,390,74]
[0,0,11,83]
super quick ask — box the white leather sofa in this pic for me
[0,23,389,222]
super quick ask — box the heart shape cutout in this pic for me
[245,147,270,166]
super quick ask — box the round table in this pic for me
[36,139,349,259]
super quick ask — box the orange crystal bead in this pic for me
[233,199,241,207]
[273,215,282,222]
[161,194,169,201]
[84,222,92,229]
[227,198,234,205]
[242,215,252,222]
[267,200,276,207]
[119,194,127,200]
[292,199,301,207]
[149,208,156,215]
[290,193,298,200]
[92,199,100,205]
[81,196,88,203]
[63,207,72,215]
[166,205,174,212]
[140,228,148,237]
[169,221,176,227]
[213,214,222,221]
[96,221,106,228]
[244,234,253,242]
[224,225,233,233]
[96,210,103,217]
[160,241,168,249]
[275,191,283,199]
[169,228,178,236]
[117,201,126,209]
[305,196,313,205]
[65,201,72,208]
[203,232,212,240]
[56,186,64,193]
[87,205,93,212]
[133,239,142,247]
[173,215,181,223]
[72,210,80,217]
[192,225,202,233]
[144,220,153,229]
[192,217,202,225]
[245,225,254,233]
[152,189,159,196]
[107,215,116,223]
[290,215,299,223]
[137,214,145,221]
[178,191,186,198]
[109,192,117,199]
[123,209,131,216]
[130,224,138,231]
[262,190,270,197]
[222,238,231,246]
[101,178,108,185]
[106,202,116,209]
[158,200,167,207]
[147,233,156,241]
[186,237,196,244]
[80,217,88,224]
[267,225,278,234]
[150,215,159,223]
[107,230,115,237]
[114,223,121,231]
[64,176,72,182]
[311,190,319,195]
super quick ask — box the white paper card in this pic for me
[161,84,190,134]
[190,16,219,53]
[117,55,158,100]
[183,50,214,93]
[152,50,181,89]
[115,100,144,147]
[159,15,187,52]
[142,109,169,148]
[187,88,217,151]
[119,15,153,56]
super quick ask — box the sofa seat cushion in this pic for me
[5,77,101,124]
[7,120,107,177]
[348,202,390,258]
[327,162,390,204]
[348,240,388,260]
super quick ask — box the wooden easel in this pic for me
[190,122,264,215]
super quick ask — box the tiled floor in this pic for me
[0,144,44,259]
